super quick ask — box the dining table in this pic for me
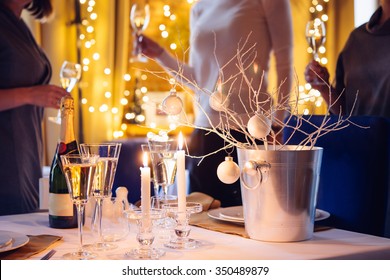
[1,210,390,260]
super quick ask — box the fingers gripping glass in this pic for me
[48,61,82,124]
[129,2,150,63]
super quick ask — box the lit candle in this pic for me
[140,152,151,215]
[177,132,186,216]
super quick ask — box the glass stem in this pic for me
[313,52,319,61]
[77,203,85,253]
[153,183,159,197]
[96,197,103,241]
[162,184,168,200]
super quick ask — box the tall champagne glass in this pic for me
[79,143,122,251]
[130,1,150,63]
[305,19,326,61]
[60,154,99,260]
[49,61,82,124]
[148,139,177,203]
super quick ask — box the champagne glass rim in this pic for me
[79,142,122,146]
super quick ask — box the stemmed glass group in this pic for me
[49,61,82,124]
[79,143,122,251]
[124,135,204,259]
[130,1,150,63]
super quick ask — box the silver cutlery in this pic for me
[40,249,56,260]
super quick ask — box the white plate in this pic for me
[208,207,245,224]
[0,233,13,248]
[208,206,330,224]
[0,231,29,253]
[315,209,331,221]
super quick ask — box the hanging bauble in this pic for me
[161,89,183,115]
[209,91,229,112]
[247,113,271,139]
[217,156,240,184]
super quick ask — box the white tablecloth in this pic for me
[1,212,389,260]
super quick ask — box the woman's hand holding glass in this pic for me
[130,1,150,63]
[48,61,82,124]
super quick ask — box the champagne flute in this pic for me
[148,139,177,203]
[305,19,326,61]
[79,143,122,251]
[129,1,150,63]
[60,154,99,260]
[49,61,82,124]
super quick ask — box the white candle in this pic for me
[140,152,151,215]
[177,132,186,216]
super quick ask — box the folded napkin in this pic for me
[190,211,249,238]
[184,192,247,237]
[0,234,62,260]
[186,192,221,211]
[135,192,221,210]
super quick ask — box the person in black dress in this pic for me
[0,0,68,215]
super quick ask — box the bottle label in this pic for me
[48,193,73,216]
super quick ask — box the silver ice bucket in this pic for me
[237,145,323,242]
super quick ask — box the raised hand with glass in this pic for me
[305,19,326,62]
[49,61,82,124]
[60,154,99,260]
[130,0,150,63]
[79,143,122,251]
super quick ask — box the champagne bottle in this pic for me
[48,96,78,228]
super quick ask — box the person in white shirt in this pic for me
[139,0,293,206]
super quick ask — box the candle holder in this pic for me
[162,202,202,249]
[124,209,165,259]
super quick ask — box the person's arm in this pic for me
[263,0,294,126]
[304,59,343,115]
[0,84,68,112]
[139,35,196,90]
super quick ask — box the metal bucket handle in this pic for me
[240,160,271,190]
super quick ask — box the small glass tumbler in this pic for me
[90,197,131,243]
[124,209,166,259]
[162,202,202,249]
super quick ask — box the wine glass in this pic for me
[129,1,150,63]
[48,61,82,124]
[60,154,99,260]
[148,138,178,203]
[305,19,326,61]
[79,143,122,251]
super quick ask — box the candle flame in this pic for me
[178,131,184,150]
[142,152,148,167]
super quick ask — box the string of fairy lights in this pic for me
[75,0,195,139]
[76,0,329,139]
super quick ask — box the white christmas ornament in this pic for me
[161,90,183,115]
[217,156,240,184]
[247,113,271,139]
[209,91,229,112]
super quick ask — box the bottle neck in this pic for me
[59,97,76,144]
